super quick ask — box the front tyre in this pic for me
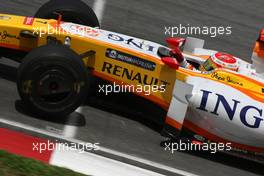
[35,0,100,27]
[17,44,89,117]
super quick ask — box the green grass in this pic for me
[0,150,87,176]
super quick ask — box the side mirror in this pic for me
[161,57,179,70]
[166,37,185,49]
[259,29,264,42]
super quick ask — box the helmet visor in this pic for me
[201,58,218,71]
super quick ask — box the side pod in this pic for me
[162,79,193,139]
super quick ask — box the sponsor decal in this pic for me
[0,31,20,40]
[23,17,35,25]
[197,89,264,129]
[0,15,11,20]
[211,72,243,86]
[0,31,7,40]
[101,62,170,89]
[107,33,156,53]
[36,20,47,24]
[105,49,156,71]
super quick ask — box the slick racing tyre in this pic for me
[17,44,89,117]
[35,0,100,27]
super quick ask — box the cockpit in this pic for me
[158,37,239,73]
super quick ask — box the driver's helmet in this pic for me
[200,52,239,72]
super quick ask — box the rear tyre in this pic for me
[17,44,89,117]
[35,0,100,27]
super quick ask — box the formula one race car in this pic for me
[0,0,263,161]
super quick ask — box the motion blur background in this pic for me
[0,0,264,176]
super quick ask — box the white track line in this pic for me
[65,0,107,138]
[62,107,82,138]
[0,118,199,176]
[51,144,165,176]
[62,125,78,138]
[62,107,80,138]
[93,0,106,23]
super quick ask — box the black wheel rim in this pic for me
[37,69,73,103]
[29,64,79,110]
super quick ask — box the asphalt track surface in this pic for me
[0,0,264,176]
